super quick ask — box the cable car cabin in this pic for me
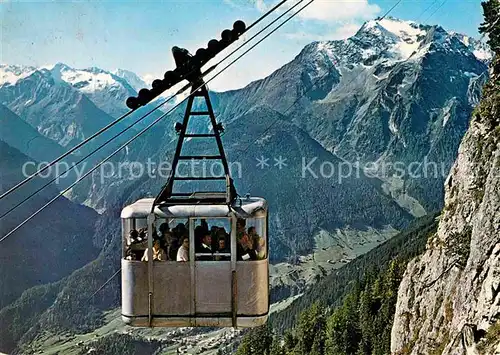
[121,197,269,328]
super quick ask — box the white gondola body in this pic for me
[121,197,269,328]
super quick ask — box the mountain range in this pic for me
[0,16,494,354]
[0,140,100,311]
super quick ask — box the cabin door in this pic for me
[191,218,233,317]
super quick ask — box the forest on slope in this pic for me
[232,214,438,355]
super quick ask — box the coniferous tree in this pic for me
[325,289,362,355]
[479,0,500,53]
[292,303,326,354]
[283,329,297,354]
[236,325,273,355]
[270,336,285,355]
[358,289,374,354]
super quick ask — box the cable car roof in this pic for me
[121,197,267,219]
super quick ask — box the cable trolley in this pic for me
[121,21,269,328]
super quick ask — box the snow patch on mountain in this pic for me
[313,17,491,71]
[378,18,425,59]
[112,68,147,92]
[44,63,138,117]
[58,66,117,93]
[441,98,455,127]
[359,18,425,61]
[451,32,493,61]
[473,48,492,60]
[377,18,423,38]
[0,64,37,86]
[388,116,398,135]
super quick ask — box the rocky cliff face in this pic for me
[391,56,500,354]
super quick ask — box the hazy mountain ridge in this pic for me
[112,68,148,92]
[0,68,118,148]
[0,140,99,313]
[0,104,69,163]
[0,63,140,118]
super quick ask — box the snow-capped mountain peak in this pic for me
[306,18,428,70]
[0,64,37,86]
[355,17,428,61]
[112,68,148,92]
[47,63,119,93]
[380,18,426,59]
[40,64,137,117]
[309,17,491,72]
[363,17,424,40]
[450,32,493,61]
[0,62,153,118]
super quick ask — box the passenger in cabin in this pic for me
[125,246,137,260]
[159,223,172,242]
[129,229,139,244]
[160,238,169,256]
[174,222,187,236]
[248,226,266,259]
[236,218,246,239]
[217,227,229,239]
[212,237,226,261]
[176,236,189,262]
[199,233,212,253]
[159,222,169,235]
[237,232,256,261]
[200,219,209,234]
[217,236,229,253]
[195,225,207,252]
[169,223,185,261]
[210,226,219,250]
[152,229,160,244]
[236,219,249,243]
[195,225,206,241]
[141,239,167,261]
[256,237,266,260]
[159,222,174,259]
[214,236,230,261]
[197,232,213,261]
[247,226,257,238]
[168,237,179,261]
[138,228,147,242]
[217,227,229,248]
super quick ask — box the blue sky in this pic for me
[1,0,485,91]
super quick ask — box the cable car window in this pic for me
[122,218,148,261]
[122,218,133,259]
[237,218,267,261]
[158,218,188,261]
[194,218,231,261]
